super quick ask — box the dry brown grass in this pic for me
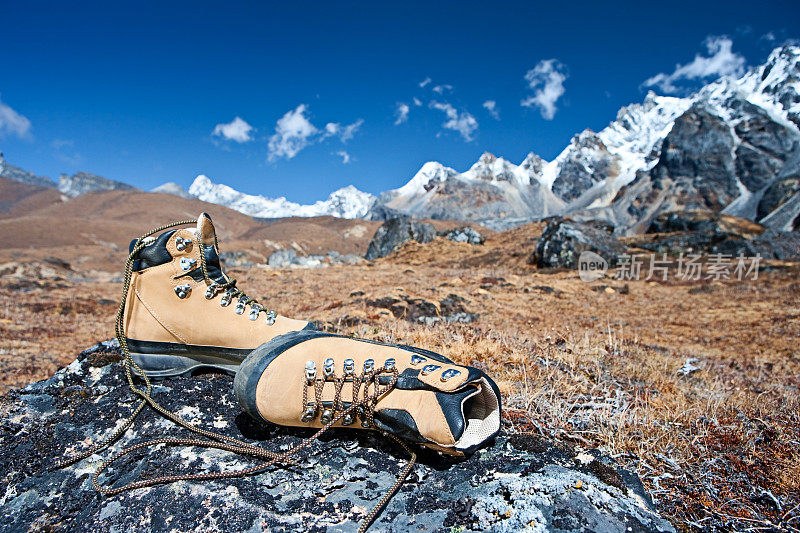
[1,232,799,531]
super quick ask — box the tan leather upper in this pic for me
[124,224,309,349]
[252,335,482,449]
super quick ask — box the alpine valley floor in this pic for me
[1,230,799,531]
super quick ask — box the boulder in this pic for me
[365,218,437,260]
[441,227,485,245]
[366,290,478,325]
[0,342,674,532]
[531,218,628,269]
[268,249,365,269]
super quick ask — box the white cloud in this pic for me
[643,36,746,93]
[432,84,453,94]
[394,103,410,125]
[521,59,568,120]
[324,119,363,142]
[429,101,478,141]
[0,95,32,139]
[212,116,254,143]
[483,100,500,120]
[419,77,432,88]
[267,105,319,161]
[336,150,351,164]
[267,105,362,162]
[413,97,422,106]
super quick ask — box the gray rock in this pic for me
[267,249,297,268]
[441,227,485,245]
[531,218,628,269]
[219,251,255,269]
[268,249,365,269]
[0,343,675,532]
[365,218,437,260]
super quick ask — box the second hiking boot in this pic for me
[235,330,501,456]
[123,213,313,377]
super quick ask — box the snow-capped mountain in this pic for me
[375,45,800,233]
[189,174,375,219]
[377,153,563,228]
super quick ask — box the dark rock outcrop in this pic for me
[366,290,478,324]
[0,344,674,532]
[365,218,438,260]
[531,218,628,268]
[633,210,799,259]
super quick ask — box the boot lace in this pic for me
[52,219,416,533]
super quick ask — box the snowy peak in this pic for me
[392,161,458,197]
[189,175,375,219]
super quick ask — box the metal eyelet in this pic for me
[264,310,276,325]
[384,358,396,371]
[343,358,355,375]
[320,409,333,425]
[180,257,197,271]
[248,307,260,321]
[305,361,316,382]
[301,405,315,422]
[441,369,461,382]
[235,303,246,315]
[175,237,192,252]
[220,291,233,307]
[411,354,427,365]
[174,284,192,299]
[205,283,219,299]
[421,364,441,376]
[323,358,335,377]
[361,418,371,428]
[363,359,374,373]
[342,413,354,426]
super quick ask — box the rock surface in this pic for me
[531,218,628,269]
[365,218,438,260]
[267,249,364,269]
[0,343,674,532]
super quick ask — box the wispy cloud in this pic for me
[0,95,32,139]
[394,103,410,125]
[643,36,746,93]
[483,100,500,120]
[429,101,478,141]
[413,97,422,106]
[212,116,254,143]
[51,139,82,165]
[324,119,363,142]
[432,84,453,94]
[267,105,362,162]
[521,59,568,120]
[419,77,432,88]
[335,150,351,164]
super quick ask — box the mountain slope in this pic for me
[0,152,56,188]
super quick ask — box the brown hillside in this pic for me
[0,177,63,218]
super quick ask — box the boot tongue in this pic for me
[196,212,217,246]
[195,213,228,284]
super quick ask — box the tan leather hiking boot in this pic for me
[234,330,501,456]
[123,213,313,377]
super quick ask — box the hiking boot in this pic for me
[123,213,313,377]
[234,330,501,456]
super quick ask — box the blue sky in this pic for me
[1,1,798,203]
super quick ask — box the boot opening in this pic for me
[454,378,501,451]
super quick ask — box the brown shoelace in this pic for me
[53,220,417,533]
